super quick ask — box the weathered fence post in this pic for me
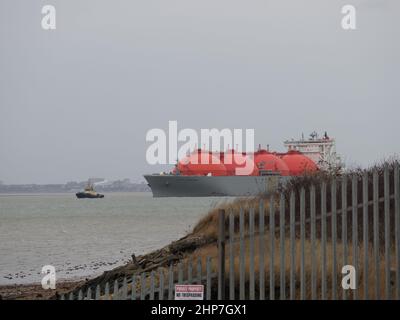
[341,176,348,300]
[113,280,118,300]
[168,264,174,300]
[95,284,100,300]
[86,287,92,300]
[331,180,337,300]
[279,194,286,300]
[270,195,276,300]
[150,271,155,300]
[373,170,379,299]
[197,257,202,285]
[249,207,255,300]
[289,192,295,300]
[122,277,127,300]
[188,259,193,284]
[140,273,146,300]
[131,275,137,300]
[395,162,400,299]
[363,171,369,299]
[206,257,212,300]
[178,263,183,284]
[300,188,306,300]
[187,258,193,284]
[159,269,164,300]
[239,208,245,299]
[259,200,265,300]
[218,209,226,300]
[352,175,358,300]
[321,182,327,300]
[310,185,317,300]
[105,282,110,300]
[229,211,235,300]
[384,165,390,300]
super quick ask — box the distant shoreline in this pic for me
[0,191,151,195]
[0,180,151,194]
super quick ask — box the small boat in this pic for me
[76,182,104,199]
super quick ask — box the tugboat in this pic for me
[76,181,104,199]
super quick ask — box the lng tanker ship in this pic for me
[144,132,342,197]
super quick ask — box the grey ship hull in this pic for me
[144,174,290,197]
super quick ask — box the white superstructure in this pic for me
[284,131,343,171]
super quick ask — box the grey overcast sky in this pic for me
[0,0,399,184]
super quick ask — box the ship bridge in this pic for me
[284,131,343,171]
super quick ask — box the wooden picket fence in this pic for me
[216,164,400,300]
[61,163,400,300]
[60,260,218,300]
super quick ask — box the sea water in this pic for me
[0,192,232,285]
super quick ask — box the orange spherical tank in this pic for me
[254,150,290,176]
[223,150,258,176]
[281,151,318,176]
[177,150,227,176]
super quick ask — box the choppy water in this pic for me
[0,192,233,285]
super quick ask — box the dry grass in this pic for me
[187,233,397,300]
[192,197,271,241]
[108,233,396,300]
